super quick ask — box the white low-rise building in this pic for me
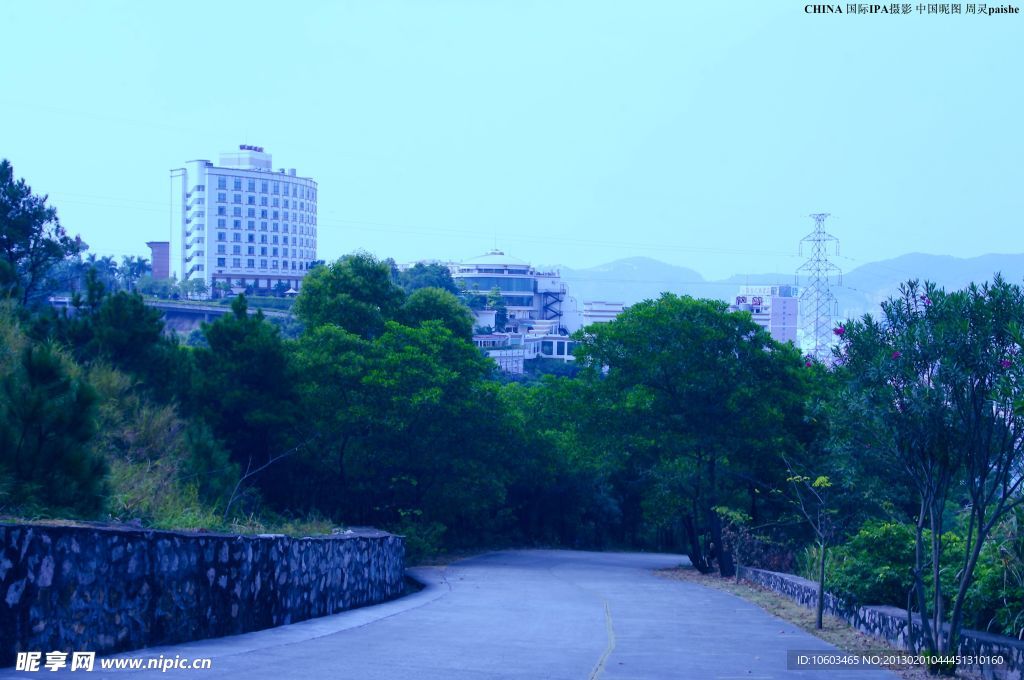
[451,250,574,334]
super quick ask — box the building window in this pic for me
[247,246,255,255]
[247,220,255,229]
[272,247,279,257]
[271,260,278,269]
[247,180,255,191]
[233,233,241,242]
[283,199,289,209]
[260,210,268,219]
[260,247,267,256]
[261,197,268,206]
[232,219,241,228]
[247,196,255,205]
[233,194,241,204]
[247,208,255,218]
[217,207,226,216]
[247,234,255,243]
[261,181,268,193]
[247,259,255,268]
[233,178,241,190]
[217,192,226,203]
[272,235,279,244]
[272,182,279,195]
[217,245,225,254]
[217,258,226,267]
[232,207,241,217]
[217,232,226,241]
[260,259,268,269]
[232,245,241,255]
[217,177,226,189]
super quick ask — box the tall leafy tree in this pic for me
[838,277,1024,668]
[487,286,508,331]
[0,309,105,515]
[192,295,300,511]
[400,287,474,339]
[397,262,459,295]
[0,159,83,305]
[295,253,405,338]
[575,293,811,574]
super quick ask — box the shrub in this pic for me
[0,309,107,515]
[827,521,963,609]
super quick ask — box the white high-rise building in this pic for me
[729,284,800,345]
[169,145,318,293]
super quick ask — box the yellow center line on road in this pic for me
[588,601,616,680]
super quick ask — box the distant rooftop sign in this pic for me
[239,144,265,152]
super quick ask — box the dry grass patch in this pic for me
[657,566,984,680]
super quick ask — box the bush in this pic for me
[0,309,107,515]
[827,521,963,609]
[393,515,447,564]
[962,509,1024,637]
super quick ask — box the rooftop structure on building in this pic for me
[439,249,628,373]
[450,249,576,334]
[728,284,800,345]
[169,145,318,294]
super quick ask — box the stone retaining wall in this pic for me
[0,523,405,666]
[738,566,1023,680]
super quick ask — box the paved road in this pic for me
[3,550,898,679]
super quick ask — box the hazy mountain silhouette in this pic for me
[558,253,1024,321]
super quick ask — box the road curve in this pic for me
[3,550,898,679]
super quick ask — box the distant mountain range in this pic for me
[557,253,1024,321]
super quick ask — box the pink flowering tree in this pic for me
[836,277,1024,673]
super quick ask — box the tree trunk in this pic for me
[711,512,736,578]
[682,515,711,573]
[816,540,826,630]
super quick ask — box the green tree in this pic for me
[401,287,474,339]
[294,253,405,338]
[397,262,459,295]
[575,293,811,575]
[838,277,1024,670]
[0,308,106,515]
[487,286,508,331]
[0,159,83,305]
[192,295,300,514]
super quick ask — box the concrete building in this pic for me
[729,284,800,345]
[169,145,318,294]
[146,241,170,280]
[582,300,625,326]
[450,250,572,334]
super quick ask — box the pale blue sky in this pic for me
[1,1,1020,279]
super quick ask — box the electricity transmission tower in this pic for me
[796,213,842,362]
